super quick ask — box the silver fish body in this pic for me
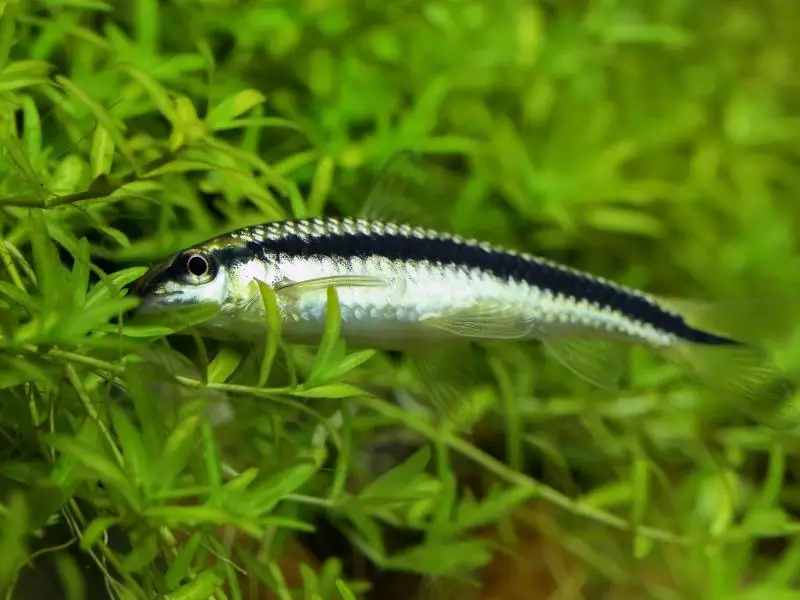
[131,217,735,351]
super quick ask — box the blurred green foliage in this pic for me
[1,0,800,599]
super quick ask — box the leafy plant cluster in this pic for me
[1,1,800,599]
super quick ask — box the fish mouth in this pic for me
[130,256,178,298]
[130,267,161,298]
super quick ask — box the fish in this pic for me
[128,215,791,425]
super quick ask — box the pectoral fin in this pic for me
[421,302,535,340]
[241,275,388,319]
[274,275,389,296]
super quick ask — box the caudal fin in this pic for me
[663,340,797,428]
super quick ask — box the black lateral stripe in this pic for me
[252,227,740,346]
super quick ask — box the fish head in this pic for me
[130,237,266,317]
[130,248,230,315]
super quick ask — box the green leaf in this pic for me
[80,516,119,551]
[384,540,491,576]
[317,558,344,599]
[47,418,102,487]
[202,421,222,491]
[85,267,147,307]
[70,238,91,309]
[738,508,796,536]
[213,116,301,132]
[122,367,162,453]
[43,435,136,502]
[256,279,282,387]
[104,324,175,338]
[0,121,47,204]
[205,89,267,129]
[308,155,335,216]
[0,0,15,69]
[0,60,53,93]
[2,241,36,287]
[430,446,457,537]
[20,95,42,167]
[29,211,59,307]
[207,347,243,384]
[54,554,86,600]
[0,357,54,390]
[143,506,266,538]
[336,580,358,600]
[584,206,665,237]
[306,286,344,386]
[0,492,28,594]
[116,63,178,124]
[56,296,140,340]
[54,75,139,172]
[155,415,202,493]
[238,462,317,514]
[298,563,319,600]
[96,224,132,248]
[329,411,351,504]
[292,383,367,399]
[48,154,88,197]
[165,565,226,600]
[169,95,208,149]
[750,443,785,515]
[142,160,227,178]
[90,124,115,178]
[221,468,259,496]
[358,446,432,502]
[109,404,149,494]
[164,532,203,591]
[451,485,534,533]
[0,281,39,313]
[340,508,386,560]
[122,531,159,573]
[580,481,632,509]
[321,349,377,382]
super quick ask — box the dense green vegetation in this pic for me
[1,1,800,598]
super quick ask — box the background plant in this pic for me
[1,0,800,599]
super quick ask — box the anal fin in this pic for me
[542,337,627,391]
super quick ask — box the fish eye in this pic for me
[184,253,216,283]
[187,254,208,277]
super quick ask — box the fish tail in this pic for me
[647,293,797,426]
[661,336,795,427]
